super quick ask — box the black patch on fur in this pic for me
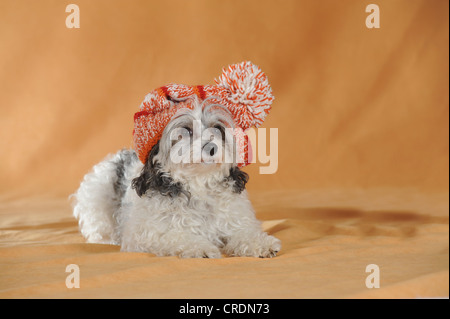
[132,142,188,198]
[113,149,138,199]
[227,166,249,194]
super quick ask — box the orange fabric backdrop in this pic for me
[0,0,448,196]
[0,0,448,299]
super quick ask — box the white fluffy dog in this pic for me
[72,99,281,258]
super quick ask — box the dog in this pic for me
[72,61,281,258]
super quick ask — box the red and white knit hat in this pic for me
[133,61,274,167]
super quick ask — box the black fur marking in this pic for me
[227,166,249,194]
[113,149,138,199]
[132,142,188,199]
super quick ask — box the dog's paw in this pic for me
[178,243,222,259]
[224,233,281,258]
[254,234,281,258]
[259,236,281,258]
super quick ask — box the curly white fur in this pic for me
[72,100,280,258]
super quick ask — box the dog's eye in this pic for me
[212,125,226,141]
[212,125,224,134]
[183,126,193,136]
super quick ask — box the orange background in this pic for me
[1,0,448,196]
[0,0,448,298]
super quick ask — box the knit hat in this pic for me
[133,61,274,167]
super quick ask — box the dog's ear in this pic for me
[132,142,187,198]
[131,164,153,198]
[228,166,249,194]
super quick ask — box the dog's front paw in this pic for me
[178,243,222,259]
[257,235,281,258]
[224,233,281,258]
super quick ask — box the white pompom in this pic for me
[215,61,274,129]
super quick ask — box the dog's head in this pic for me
[132,98,248,198]
[131,61,275,198]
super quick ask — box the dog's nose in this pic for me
[202,143,217,158]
